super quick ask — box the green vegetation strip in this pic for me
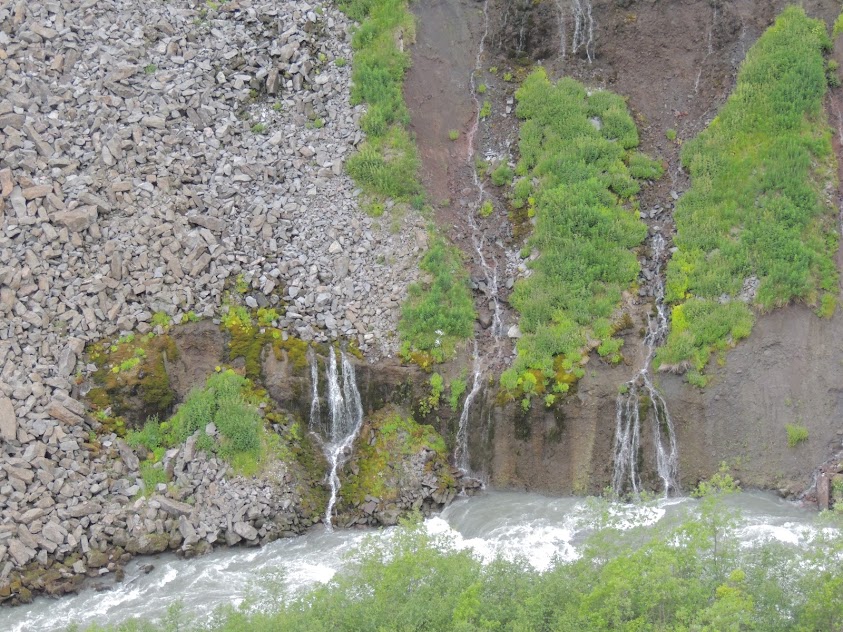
[340,0,474,364]
[341,0,420,200]
[502,69,662,403]
[399,237,476,365]
[657,7,839,385]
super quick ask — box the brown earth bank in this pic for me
[403,0,843,500]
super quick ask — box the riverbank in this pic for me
[0,490,827,631]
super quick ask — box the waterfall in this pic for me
[454,341,483,473]
[555,0,595,63]
[308,349,322,435]
[311,347,364,530]
[452,0,503,474]
[612,234,680,497]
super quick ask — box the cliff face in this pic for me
[468,302,843,499]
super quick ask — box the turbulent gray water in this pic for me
[1,491,821,632]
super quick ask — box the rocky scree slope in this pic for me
[0,0,428,604]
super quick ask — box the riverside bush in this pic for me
[657,7,838,379]
[503,69,658,400]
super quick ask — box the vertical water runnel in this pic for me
[612,234,680,497]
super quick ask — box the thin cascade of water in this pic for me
[452,0,503,473]
[308,348,321,435]
[555,0,567,59]
[454,340,483,473]
[466,0,503,338]
[568,0,595,63]
[612,234,680,497]
[321,347,364,529]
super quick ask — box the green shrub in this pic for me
[479,100,491,119]
[448,129,459,141]
[479,200,494,217]
[503,68,656,397]
[666,128,677,141]
[399,238,475,362]
[660,7,838,381]
[491,164,514,186]
[251,123,267,134]
[127,370,266,475]
[448,377,467,411]
[139,461,168,494]
[786,423,809,447]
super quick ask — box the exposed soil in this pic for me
[404,0,843,498]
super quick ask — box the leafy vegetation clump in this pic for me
[399,237,475,365]
[786,423,809,447]
[657,7,838,380]
[340,0,420,200]
[502,68,660,403]
[128,370,270,479]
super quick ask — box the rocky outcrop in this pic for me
[0,0,429,603]
[333,407,472,527]
[0,420,323,605]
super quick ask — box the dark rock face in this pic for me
[468,304,843,502]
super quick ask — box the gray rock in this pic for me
[52,207,97,232]
[154,496,193,518]
[0,396,17,441]
[8,539,34,566]
[233,521,258,540]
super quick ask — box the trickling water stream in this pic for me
[312,348,364,529]
[466,0,504,339]
[453,0,504,474]
[612,234,680,497]
[555,0,595,63]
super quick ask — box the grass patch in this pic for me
[448,376,467,411]
[399,237,475,364]
[340,0,420,200]
[657,7,838,380]
[786,423,809,447]
[502,68,656,400]
[128,370,269,479]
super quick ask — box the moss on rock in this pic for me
[338,406,455,519]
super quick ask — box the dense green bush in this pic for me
[128,370,266,480]
[399,237,475,363]
[658,7,838,379]
[503,69,657,400]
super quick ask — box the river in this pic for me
[1,490,822,632]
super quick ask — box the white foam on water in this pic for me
[1,492,820,632]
